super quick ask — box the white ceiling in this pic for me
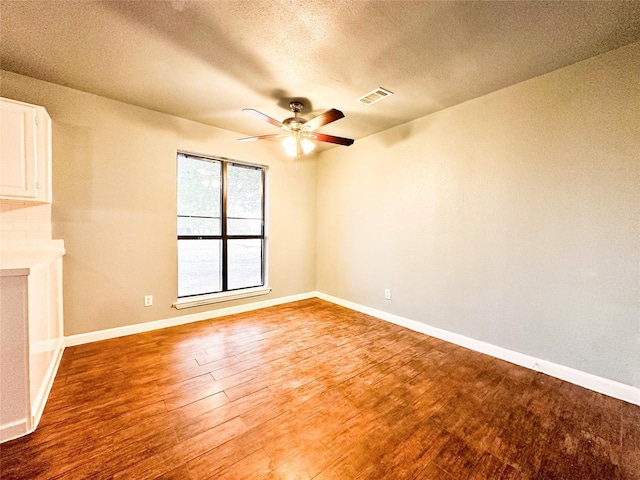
[2,0,640,149]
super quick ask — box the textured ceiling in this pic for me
[2,0,640,149]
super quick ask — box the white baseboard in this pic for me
[61,290,639,406]
[64,291,317,347]
[315,292,640,406]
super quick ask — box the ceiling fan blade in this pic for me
[237,134,287,143]
[242,108,287,130]
[313,132,354,146]
[303,108,345,131]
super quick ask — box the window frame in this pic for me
[174,152,270,309]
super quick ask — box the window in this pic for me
[176,152,268,306]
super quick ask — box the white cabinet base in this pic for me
[0,240,64,442]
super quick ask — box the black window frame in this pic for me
[177,152,266,298]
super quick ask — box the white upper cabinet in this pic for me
[0,98,52,204]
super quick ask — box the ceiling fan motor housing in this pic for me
[283,117,307,131]
[283,101,307,131]
[289,101,304,113]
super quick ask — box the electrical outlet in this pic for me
[144,295,153,307]
[384,289,391,300]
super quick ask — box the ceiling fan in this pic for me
[238,101,354,157]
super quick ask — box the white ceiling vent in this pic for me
[356,87,394,106]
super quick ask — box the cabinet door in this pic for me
[0,100,38,199]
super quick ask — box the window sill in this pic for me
[173,286,272,310]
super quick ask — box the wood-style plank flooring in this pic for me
[1,299,638,479]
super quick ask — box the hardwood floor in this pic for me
[1,298,638,479]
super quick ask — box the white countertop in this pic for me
[0,239,65,276]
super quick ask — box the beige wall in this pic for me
[2,41,638,388]
[317,42,640,387]
[0,71,317,336]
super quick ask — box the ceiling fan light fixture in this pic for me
[282,136,298,157]
[300,138,315,154]
[281,135,315,157]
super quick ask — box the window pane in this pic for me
[177,155,221,235]
[227,218,262,236]
[177,216,221,236]
[227,239,263,290]
[178,239,221,297]
[227,165,263,235]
